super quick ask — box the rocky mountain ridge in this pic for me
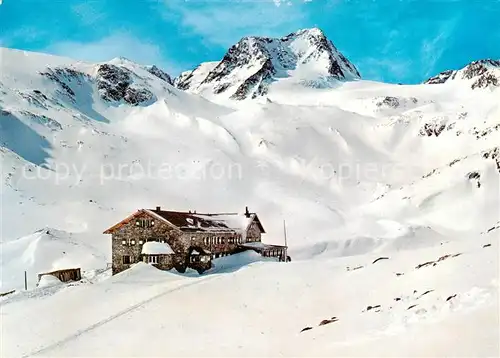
[424,59,500,89]
[175,28,361,100]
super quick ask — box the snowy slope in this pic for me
[1,237,497,357]
[1,45,499,283]
[0,29,499,356]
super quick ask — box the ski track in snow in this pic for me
[22,274,221,358]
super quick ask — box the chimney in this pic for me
[156,206,161,212]
[245,206,250,217]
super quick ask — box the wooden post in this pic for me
[283,220,288,262]
[24,271,27,290]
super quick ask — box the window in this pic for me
[123,255,131,264]
[136,219,154,228]
[130,239,136,245]
[139,240,144,244]
[147,255,158,264]
[121,240,127,245]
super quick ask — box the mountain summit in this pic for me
[175,28,360,100]
[424,59,500,89]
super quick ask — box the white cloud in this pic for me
[71,2,108,26]
[163,0,307,47]
[357,58,412,82]
[44,33,180,75]
[420,17,460,78]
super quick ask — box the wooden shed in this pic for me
[37,268,82,284]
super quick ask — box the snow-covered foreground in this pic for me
[2,238,498,357]
[1,38,500,357]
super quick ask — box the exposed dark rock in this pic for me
[347,265,363,271]
[231,59,275,100]
[422,168,439,178]
[438,254,451,262]
[466,171,481,188]
[18,91,48,109]
[417,290,434,299]
[0,289,16,297]
[145,65,173,84]
[486,224,499,233]
[472,73,499,89]
[319,317,338,326]
[19,111,62,131]
[366,305,381,311]
[372,257,389,264]
[300,327,313,333]
[416,261,436,269]
[375,96,419,109]
[175,72,194,90]
[407,304,418,310]
[424,59,500,89]
[96,64,132,101]
[123,87,154,105]
[96,64,154,105]
[213,82,231,95]
[40,67,88,100]
[419,122,447,137]
[377,96,399,108]
[483,243,492,248]
[425,70,455,84]
[446,294,457,302]
[416,253,462,269]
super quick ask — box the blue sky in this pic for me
[1,0,499,83]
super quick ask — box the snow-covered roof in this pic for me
[239,242,287,250]
[147,209,265,233]
[37,274,62,288]
[103,209,265,234]
[141,241,174,255]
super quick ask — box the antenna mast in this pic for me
[283,219,288,262]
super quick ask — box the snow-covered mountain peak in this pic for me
[0,48,178,110]
[107,56,135,65]
[425,58,500,89]
[175,28,360,100]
